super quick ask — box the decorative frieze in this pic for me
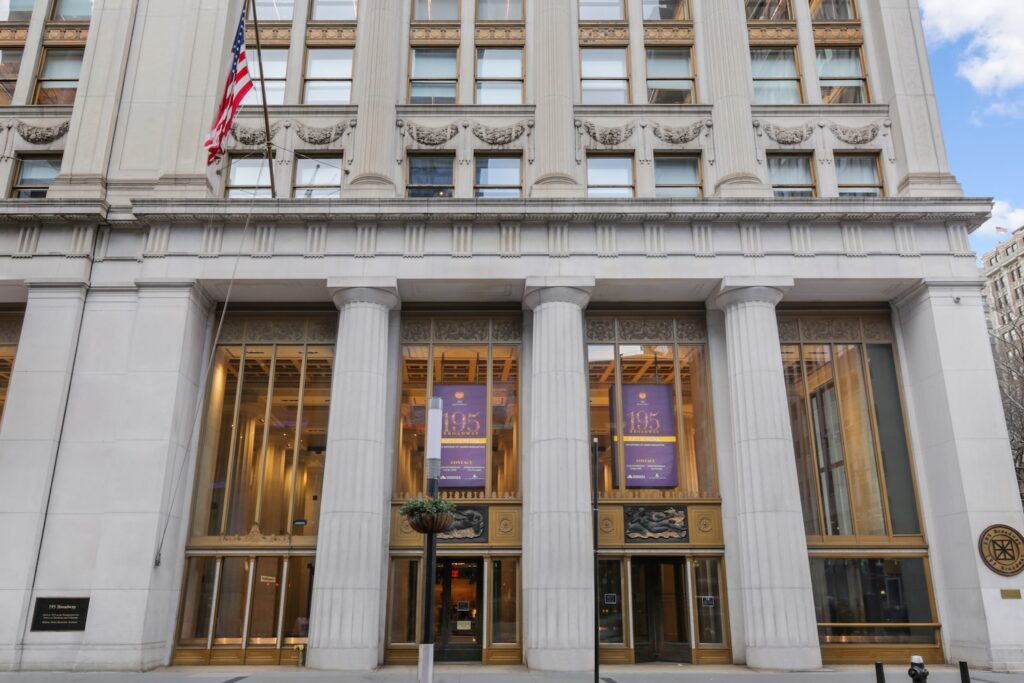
[946,221,972,256]
[758,121,815,145]
[68,225,93,257]
[471,120,529,146]
[403,222,425,257]
[895,223,918,257]
[579,24,629,45]
[245,25,291,46]
[305,223,327,257]
[0,24,28,43]
[199,223,223,257]
[829,121,881,145]
[581,120,634,146]
[409,23,460,45]
[231,122,281,146]
[841,221,866,256]
[15,225,39,258]
[747,24,798,44]
[780,314,895,344]
[305,24,356,45]
[404,121,460,146]
[44,25,88,44]
[813,24,864,43]
[740,222,764,257]
[499,222,521,257]
[355,223,377,258]
[475,24,525,44]
[693,223,714,257]
[790,223,814,257]
[643,223,666,257]
[652,120,704,145]
[252,223,275,257]
[452,222,473,257]
[548,223,570,257]
[643,24,694,44]
[143,224,171,257]
[16,120,70,145]
[596,224,617,257]
[294,120,348,146]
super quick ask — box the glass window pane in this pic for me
[52,0,92,20]
[580,0,623,20]
[746,0,790,20]
[694,558,724,644]
[409,156,453,185]
[646,48,690,78]
[389,558,420,643]
[751,48,798,77]
[433,345,488,490]
[251,0,293,20]
[491,559,518,644]
[478,0,522,20]
[17,157,60,185]
[248,556,283,643]
[224,345,274,535]
[783,344,823,536]
[178,557,216,645]
[589,344,617,493]
[866,345,920,535]
[647,80,694,104]
[642,0,688,21]
[415,0,458,20]
[0,0,33,21]
[282,556,315,639]
[194,347,242,536]
[292,346,332,535]
[655,157,699,186]
[491,345,520,494]
[821,82,865,104]
[258,347,304,537]
[312,0,357,20]
[476,80,521,104]
[679,344,716,497]
[588,156,632,187]
[477,48,520,78]
[836,155,879,187]
[229,157,272,187]
[656,185,700,199]
[817,48,863,78]
[0,345,16,419]
[40,49,82,78]
[397,345,428,496]
[245,80,286,106]
[587,186,632,198]
[308,48,352,78]
[582,79,629,105]
[250,49,289,80]
[618,344,681,490]
[581,48,628,78]
[304,80,351,105]
[295,157,342,188]
[214,557,251,640]
[598,560,624,643]
[476,156,520,186]
[810,0,855,21]
[0,48,19,105]
[410,81,456,104]
[768,155,812,186]
[754,79,801,105]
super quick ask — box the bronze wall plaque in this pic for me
[31,597,89,632]
[979,525,1024,577]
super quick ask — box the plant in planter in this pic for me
[399,496,457,534]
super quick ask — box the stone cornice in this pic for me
[0,199,109,223]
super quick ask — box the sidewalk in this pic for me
[2,665,1024,683]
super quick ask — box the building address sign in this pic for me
[31,597,90,632]
[978,525,1024,577]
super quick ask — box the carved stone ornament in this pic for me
[231,122,282,146]
[470,120,528,146]
[15,120,70,145]
[829,121,881,145]
[582,120,635,146]
[762,121,815,145]
[294,120,348,145]
[652,120,704,145]
[438,506,488,543]
[624,505,690,543]
[406,121,460,146]
[222,523,291,544]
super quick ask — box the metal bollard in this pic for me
[908,655,929,682]
[876,661,886,683]
[960,661,971,683]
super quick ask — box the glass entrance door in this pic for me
[631,557,691,663]
[433,557,484,662]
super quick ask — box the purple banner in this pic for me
[621,384,678,488]
[434,385,487,488]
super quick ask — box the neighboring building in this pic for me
[0,0,1022,675]
[985,226,1024,334]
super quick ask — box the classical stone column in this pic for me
[700,0,772,198]
[529,0,582,197]
[307,279,399,670]
[712,281,821,670]
[522,278,594,670]
[345,0,404,198]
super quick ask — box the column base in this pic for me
[746,645,822,671]
[12,643,166,671]
[526,647,594,672]
[306,645,379,671]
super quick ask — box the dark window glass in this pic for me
[491,559,518,643]
[598,559,624,643]
[282,556,316,639]
[177,557,217,645]
[407,155,454,198]
[12,156,61,199]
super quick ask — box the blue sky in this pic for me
[919,0,1024,256]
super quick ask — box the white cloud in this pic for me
[977,200,1024,237]
[919,0,1024,93]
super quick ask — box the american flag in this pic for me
[204,6,253,165]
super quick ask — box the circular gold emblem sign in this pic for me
[978,525,1024,577]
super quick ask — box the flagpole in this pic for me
[248,0,277,199]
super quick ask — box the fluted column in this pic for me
[307,281,400,670]
[529,0,582,197]
[345,0,403,198]
[522,279,594,670]
[700,0,772,198]
[713,282,821,670]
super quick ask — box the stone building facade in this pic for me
[0,0,1022,673]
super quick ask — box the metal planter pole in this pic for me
[419,397,443,683]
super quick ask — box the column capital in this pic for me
[709,277,793,310]
[328,277,400,310]
[523,277,595,311]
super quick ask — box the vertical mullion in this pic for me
[686,558,698,652]
[219,345,249,535]
[206,556,223,650]
[828,342,862,539]
[859,340,896,540]
[253,346,279,524]
[614,339,627,494]
[672,342,688,497]
[485,334,494,498]
[241,556,257,650]
[425,339,434,495]
[286,345,309,531]
[275,557,290,650]
[798,342,829,539]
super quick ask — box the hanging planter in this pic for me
[399,496,457,534]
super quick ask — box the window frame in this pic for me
[225,153,275,199]
[49,0,93,21]
[408,46,459,105]
[245,47,289,107]
[750,45,804,105]
[645,45,695,105]
[406,152,456,198]
[291,153,344,198]
[302,46,354,105]
[653,154,703,199]
[474,46,524,105]
[766,152,816,198]
[32,46,84,105]
[580,46,631,105]
[474,153,523,198]
[816,44,870,104]
[834,152,884,198]
[586,153,635,198]
[578,0,626,22]
[10,154,62,199]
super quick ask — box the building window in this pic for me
[0,48,22,105]
[477,0,522,21]
[817,47,867,103]
[767,153,814,197]
[0,334,18,421]
[581,48,629,105]
[586,316,718,498]
[51,0,92,20]
[293,155,343,198]
[310,0,357,21]
[410,47,457,104]
[745,0,791,21]
[414,0,458,20]
[33,48,83,104]
[475,155,521,198]
[835,154,882,197]
[654,155,701,198]
[11,156,61,198]
[0,0,32,22]
[642,0,689,21]
[226,155,273,198]
[579,0,623,21]
[303,48,353,104]
[407,154,454,198]
[476,47,522,105]
[810,0,856,21]
[750,47,801,104]
[245,49,288,106]
[646,47,694,104]
[249,0,293,20]
[587,155,633,197]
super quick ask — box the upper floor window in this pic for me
[311,0,357,21]
[0,318,20,421]
[33,48,83,105]
[407,154,454,198]
[226,155,273,198]
[0,48,22,104]
[817,47,867,104]
[646,47,694,104]
[410,47,457,104]
[0,0,32,21]
[835,153,882,197]
[475,154,521,198]
[654,155,701,198]
[414,0,458,20]
[52,0,92,20]
[579,0,623,21]
[587,155,633,198]
[767,153,815,197]
[477,0,522,21]
[581,48,629,105]
[304,48,353,104]
[751,47,801,104]
[249,0,294,21]
[642,0,689,21]
[245,49,288,106]
[746,0,791,21]
[476,48,522,104]
[11,155,61,198]
[810,0,856,21]
[293,155,343,198]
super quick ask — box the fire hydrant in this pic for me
[908,655,929,681]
